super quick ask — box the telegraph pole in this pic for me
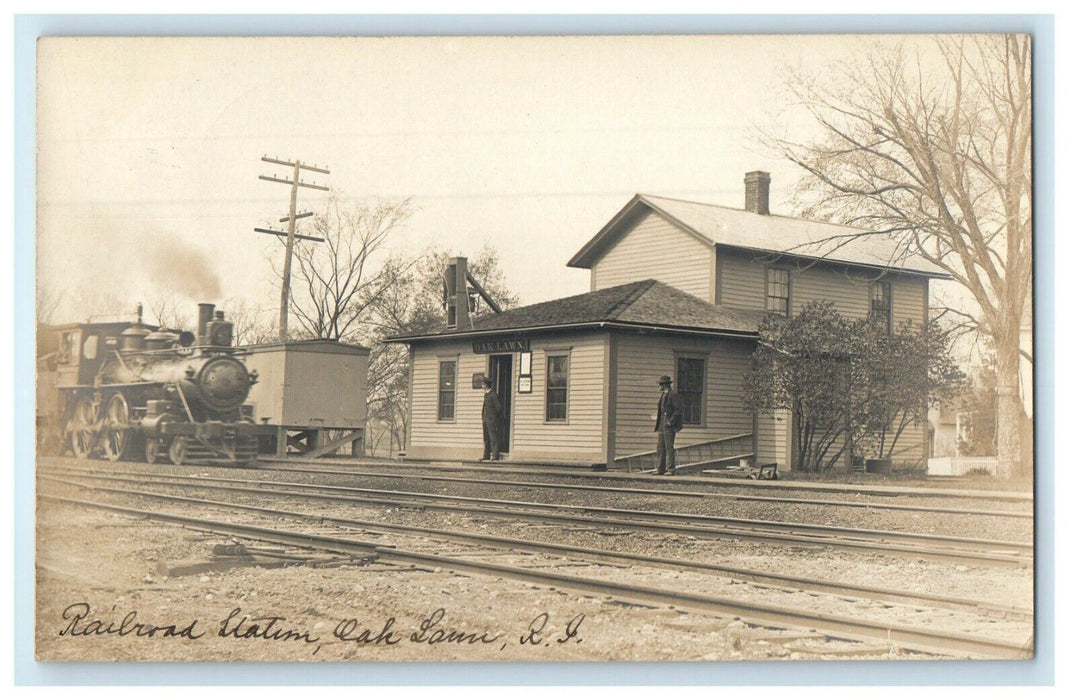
[256,156,330,342]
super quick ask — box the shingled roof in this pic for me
[568,194,949,277]
[387,279,766,342]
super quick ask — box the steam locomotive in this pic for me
[37,302,273,465]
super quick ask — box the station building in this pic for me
[390,172,948,471]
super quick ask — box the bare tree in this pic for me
[767,35,1031,478]
[36,285,63,326]
[146,293,194,330]
[362,245,519,455]
[223,297,277,346]
[272,195,415,342]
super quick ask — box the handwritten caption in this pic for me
[58,603,585,655]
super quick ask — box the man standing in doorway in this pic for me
[481,377,503,461]
[654,374,683,475]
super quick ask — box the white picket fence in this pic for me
[927,456,998,477]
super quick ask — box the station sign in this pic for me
[472,338,530,354]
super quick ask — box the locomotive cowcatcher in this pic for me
[38,302,273,465]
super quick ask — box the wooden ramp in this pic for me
[611,432,756,473]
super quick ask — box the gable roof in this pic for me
[387,279,766,343]
[567,194,949,278]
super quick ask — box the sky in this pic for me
[36,34,959,330]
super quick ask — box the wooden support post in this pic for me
[751,412,759,467]
[275,427,288,458]
[300,430,364,461]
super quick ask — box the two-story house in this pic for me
[390,172,948,472]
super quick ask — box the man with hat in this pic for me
[654,374,684,475]
[481,376,503,461]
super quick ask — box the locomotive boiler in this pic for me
[43,302,273,465]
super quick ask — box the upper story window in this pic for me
[675,356,705,426]
[765,267,790,316]
[437,359,457,421]
[545,354,569,422]
[869,281,892,332]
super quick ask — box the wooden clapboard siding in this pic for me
[243,343,369,429]
[720,248,876,316]
[892,276,928,328]
[755,410,790,468]
[510,333,605,458]
[718,248,768,311]
[409,340,487,450]
[281,349,368,427]
[877,418,927,467]
[591,211,714,301]
[718,247,929,328]
[407,332,606,461]
[792,266,870,318]
[243,349,286,426]
[612,332,756,458]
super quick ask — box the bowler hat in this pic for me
[658,375,672,385]
[481,377,493,386]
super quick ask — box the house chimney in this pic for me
[744,171,771,215]
[445,257,472,330]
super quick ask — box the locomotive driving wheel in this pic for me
[66,395,99,459]
[103,393,135,462]
[168,437,188,466]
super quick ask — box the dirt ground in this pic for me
[36,497,949,663]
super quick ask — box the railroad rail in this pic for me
[38,486,1033,659]
[256,463,1033,520]
[41,465,1034,568]
[265,455,1036,503]
[41,472,1033,621]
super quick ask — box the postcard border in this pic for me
[13,12,1056,686]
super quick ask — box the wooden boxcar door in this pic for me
[488,354,513,452]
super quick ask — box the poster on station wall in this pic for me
[24,26,1043,683]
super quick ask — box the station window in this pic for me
[869,281,892,332]
[676,356,705,426]
[765,267,790,316]
[437,360,457,421]
[545,354,569,422]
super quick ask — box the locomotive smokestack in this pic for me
[197,303,216,345]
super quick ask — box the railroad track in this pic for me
[38,482,1033,659]
[41,464,1034,568]
[264,455,1036,503]
[40,472,1033,621]
[255,463,1033,520]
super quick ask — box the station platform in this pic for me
[257,454,1033,502]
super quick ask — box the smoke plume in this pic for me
[146,236,223,300]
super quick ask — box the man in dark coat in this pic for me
[654,374,683,475]
[481,377,503,461]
